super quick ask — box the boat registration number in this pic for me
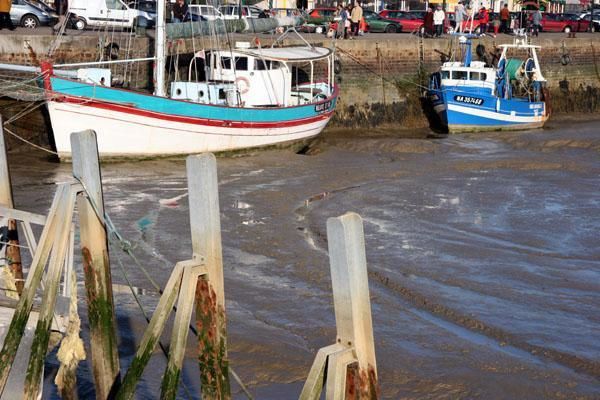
[315,101,333,113]
[454,95,484,106]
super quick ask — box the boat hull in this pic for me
[45,76,337,159]
[428,88,549,134]
[47,100,333,159]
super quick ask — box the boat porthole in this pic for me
[198,90,204,98]
[560,54,571,66]
[176,88,182,95]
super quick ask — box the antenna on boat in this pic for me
[154,0,167,97]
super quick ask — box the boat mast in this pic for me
[155,0,167,97]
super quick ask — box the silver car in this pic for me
[10,0,58,29]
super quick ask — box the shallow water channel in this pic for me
[7,119,600,399]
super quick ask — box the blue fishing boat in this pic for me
[426,34,550,133]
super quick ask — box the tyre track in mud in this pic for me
[296,186,600,383]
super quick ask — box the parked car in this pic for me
[363,10,401,33]
[70,0,156,30]
[10,0,57,29]
[270,7,305,18]
[127,0,157,25]
[306,7,336,25]
[579,12,600,31]
[378,10,423,33]
[218,5,262,19]
[538,13,589,32]
[302,7,336,33]
[188,4,223,21]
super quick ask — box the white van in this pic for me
[69,0,155,30]
[188,4,223,21]
[218,5,263,20]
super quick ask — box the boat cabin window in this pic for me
[441,70,450,79]
[220,57,248,71]
[452,71,468,80]
[470,72,487,81]
[255,60,281,71]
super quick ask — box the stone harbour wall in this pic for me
[0,32,599,133]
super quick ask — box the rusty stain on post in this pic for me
[6,219,23,295]
[186,154,231,399]
[0,117,24,296]
[195,279,230,399]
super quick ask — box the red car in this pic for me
[538,13,590,32]
[378,10,424,32]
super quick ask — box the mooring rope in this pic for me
[2,126,58,155]
[74,177,255,399]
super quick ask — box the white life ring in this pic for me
[235,76,250,94]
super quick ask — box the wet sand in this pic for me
[6,119,600,399]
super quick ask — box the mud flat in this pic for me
[4,118,600,399]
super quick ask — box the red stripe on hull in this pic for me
[50,94,336,129]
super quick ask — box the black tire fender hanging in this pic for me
[334,58,342,75]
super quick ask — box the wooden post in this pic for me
[299,212,378,400]
[0,184,70,396]
[24,184,77,399]
[160,261,206,399]
[0,116,24,295]
[71,130,121,399]
[186,154,231,399]
[326,212,378,399]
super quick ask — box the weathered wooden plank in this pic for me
[116,261,186,400]
[299,343,345,400]
[24,183,76,399]
[0,206,47,226]
[325,348,355,400]
[71,130,121,399]
[0,118,24,295]
[20,221,37,258]
[160,263,206,399]
[0,183,69,396]
[186,154,231,399]
[326,212,378,398]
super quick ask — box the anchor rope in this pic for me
[74,177,254,399]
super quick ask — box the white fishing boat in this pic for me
[41,9,338,160]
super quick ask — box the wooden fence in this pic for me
[0,128,379,400]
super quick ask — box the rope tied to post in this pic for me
[73,175,254,399]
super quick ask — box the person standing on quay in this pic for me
[172,0,188,23]
[433,5,445,37]
[500,3,510,33]
[455,1,466,32]
[52,0,68,34]
[350,1,362,39]
[478,6,489,35]
[424,6,434,37]
[0,0,15,31]
[531,8,542,37]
